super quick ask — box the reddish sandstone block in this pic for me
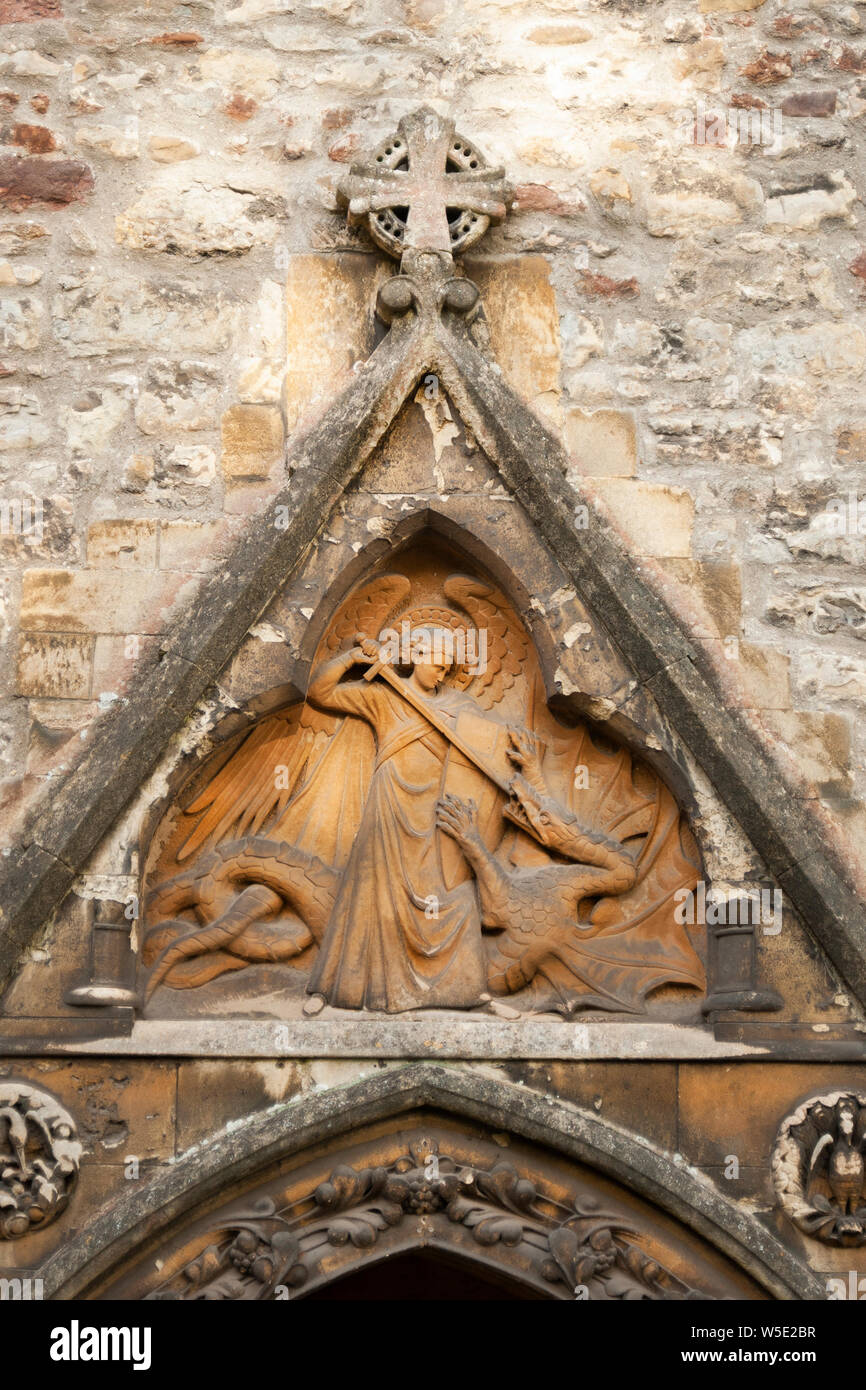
[0,0,62,19]
[780,91,837,117]
[0,156,93,211]
[8,123,58,154]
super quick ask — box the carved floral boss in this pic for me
[0,1083,82,1241]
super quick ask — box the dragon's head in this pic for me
[505,772,572,851]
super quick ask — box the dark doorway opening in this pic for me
[301,1248,548,1300]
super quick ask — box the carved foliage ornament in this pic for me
[772,1091,866,1246]
[145,1138,705,1301]
[0,1083,82,1240]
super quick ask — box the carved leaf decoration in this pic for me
[0,1105,28,1154]
[446,1196,527,1246]
[311,1164,404,1247]
[473,1162,537,1214]
[443,575,528,709]
[184,1244,225,1291]
[314,1165,387,1212]
[324,1210,401,1248]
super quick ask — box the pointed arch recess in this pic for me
[39,1066,819,1301]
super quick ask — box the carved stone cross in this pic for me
[338,107,511,260]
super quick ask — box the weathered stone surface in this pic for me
[0,294,43,350]
[465,256,562,426]
[7,123,58,154]
[75,125,139,160]
[52,273,240,357]
[221,403,284,480]
[86,519,158,568]
[134,362,219,435]
[20,568,196,634]
[780,91,837,118]
[590,478,694,558]
[16,632,93,698]
[641,166,762,237]
[158,443,216,489]
[63,387,128,457]
[284,253,378,434]
[0,0,62,17]
[147,134,200,163]
[566,408,636,478]
[740,50,793,85]
[116,181,281,257]
[701,0,765,10]
[765,172,858,231]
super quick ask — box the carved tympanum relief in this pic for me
[0,1083,82,1240]
[773,1091,866,1246]
[141,550,705,1018]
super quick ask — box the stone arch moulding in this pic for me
[0,116,864,1019]
[37,1066,822,1301]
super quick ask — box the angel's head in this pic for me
[405,624,456,692]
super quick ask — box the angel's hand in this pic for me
[350,632,380,664]
[508,728,542,768]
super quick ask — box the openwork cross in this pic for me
[338,107,511,260]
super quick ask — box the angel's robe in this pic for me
[307,677,488,1012]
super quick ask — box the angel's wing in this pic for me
[174,575,411,865]
[443,575,528,710]
[176,704,335,862]
[324,573,411,652]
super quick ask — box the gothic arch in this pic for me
[39,1065,820,1301]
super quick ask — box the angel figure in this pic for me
[304,625,492,1012]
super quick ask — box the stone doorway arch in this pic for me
[39,1065,820,1301]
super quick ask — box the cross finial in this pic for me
[338,107,512,262]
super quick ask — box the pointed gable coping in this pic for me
[0,308,864,1012]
